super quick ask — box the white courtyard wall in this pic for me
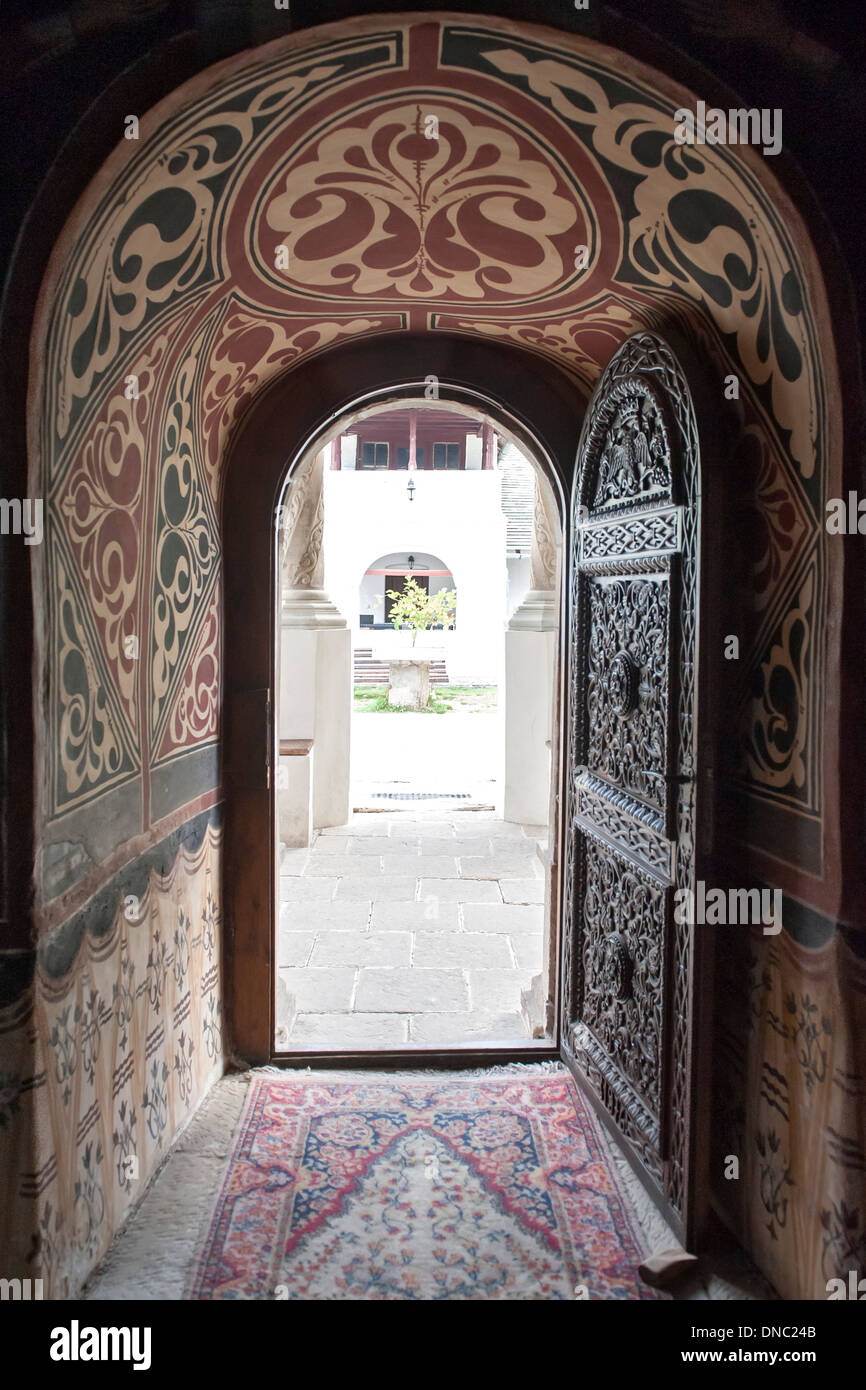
[323,469,507,684]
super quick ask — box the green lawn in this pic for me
[353,684,497,713]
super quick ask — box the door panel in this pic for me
[586,572,672,812]
[561,332,702,1244]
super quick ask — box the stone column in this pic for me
[408,410,418,470]
[279,449,351,834]
[505,476,560,1040]
[503,476,559,824]
[482,421,495,470]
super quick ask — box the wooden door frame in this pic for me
[222,334,583,1067]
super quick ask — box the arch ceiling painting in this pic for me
[30,13,836,908]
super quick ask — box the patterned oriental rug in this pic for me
[189,1067,658,1300]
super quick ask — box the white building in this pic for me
[276,402,561,842]
[321,405,536,684]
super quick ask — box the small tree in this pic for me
[384,576,457,646]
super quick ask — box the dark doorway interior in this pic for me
[385,572,427,622]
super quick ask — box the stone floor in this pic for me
[277,809,548,1049]
[351,707,500,810]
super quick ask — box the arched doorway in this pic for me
[225,345,571,1056]
[271,392,563,1052]
[360,552,455,632]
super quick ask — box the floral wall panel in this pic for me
[714,915,866,1300]
[23,816,222,1297]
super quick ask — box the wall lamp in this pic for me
[407,477,416,502]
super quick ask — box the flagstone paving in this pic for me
[276,811,547,1049]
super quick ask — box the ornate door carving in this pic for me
[561,333,702,1243]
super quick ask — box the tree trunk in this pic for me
[388,659,430,710]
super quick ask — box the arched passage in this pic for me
[268,376,566,1054]
[27,13,843,936]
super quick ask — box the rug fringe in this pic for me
[243,1060,565,1080]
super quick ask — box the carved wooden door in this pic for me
[561,332,703,1246]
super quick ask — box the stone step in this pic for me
[354,652,450,685]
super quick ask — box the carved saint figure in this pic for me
[594,394,668,505]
